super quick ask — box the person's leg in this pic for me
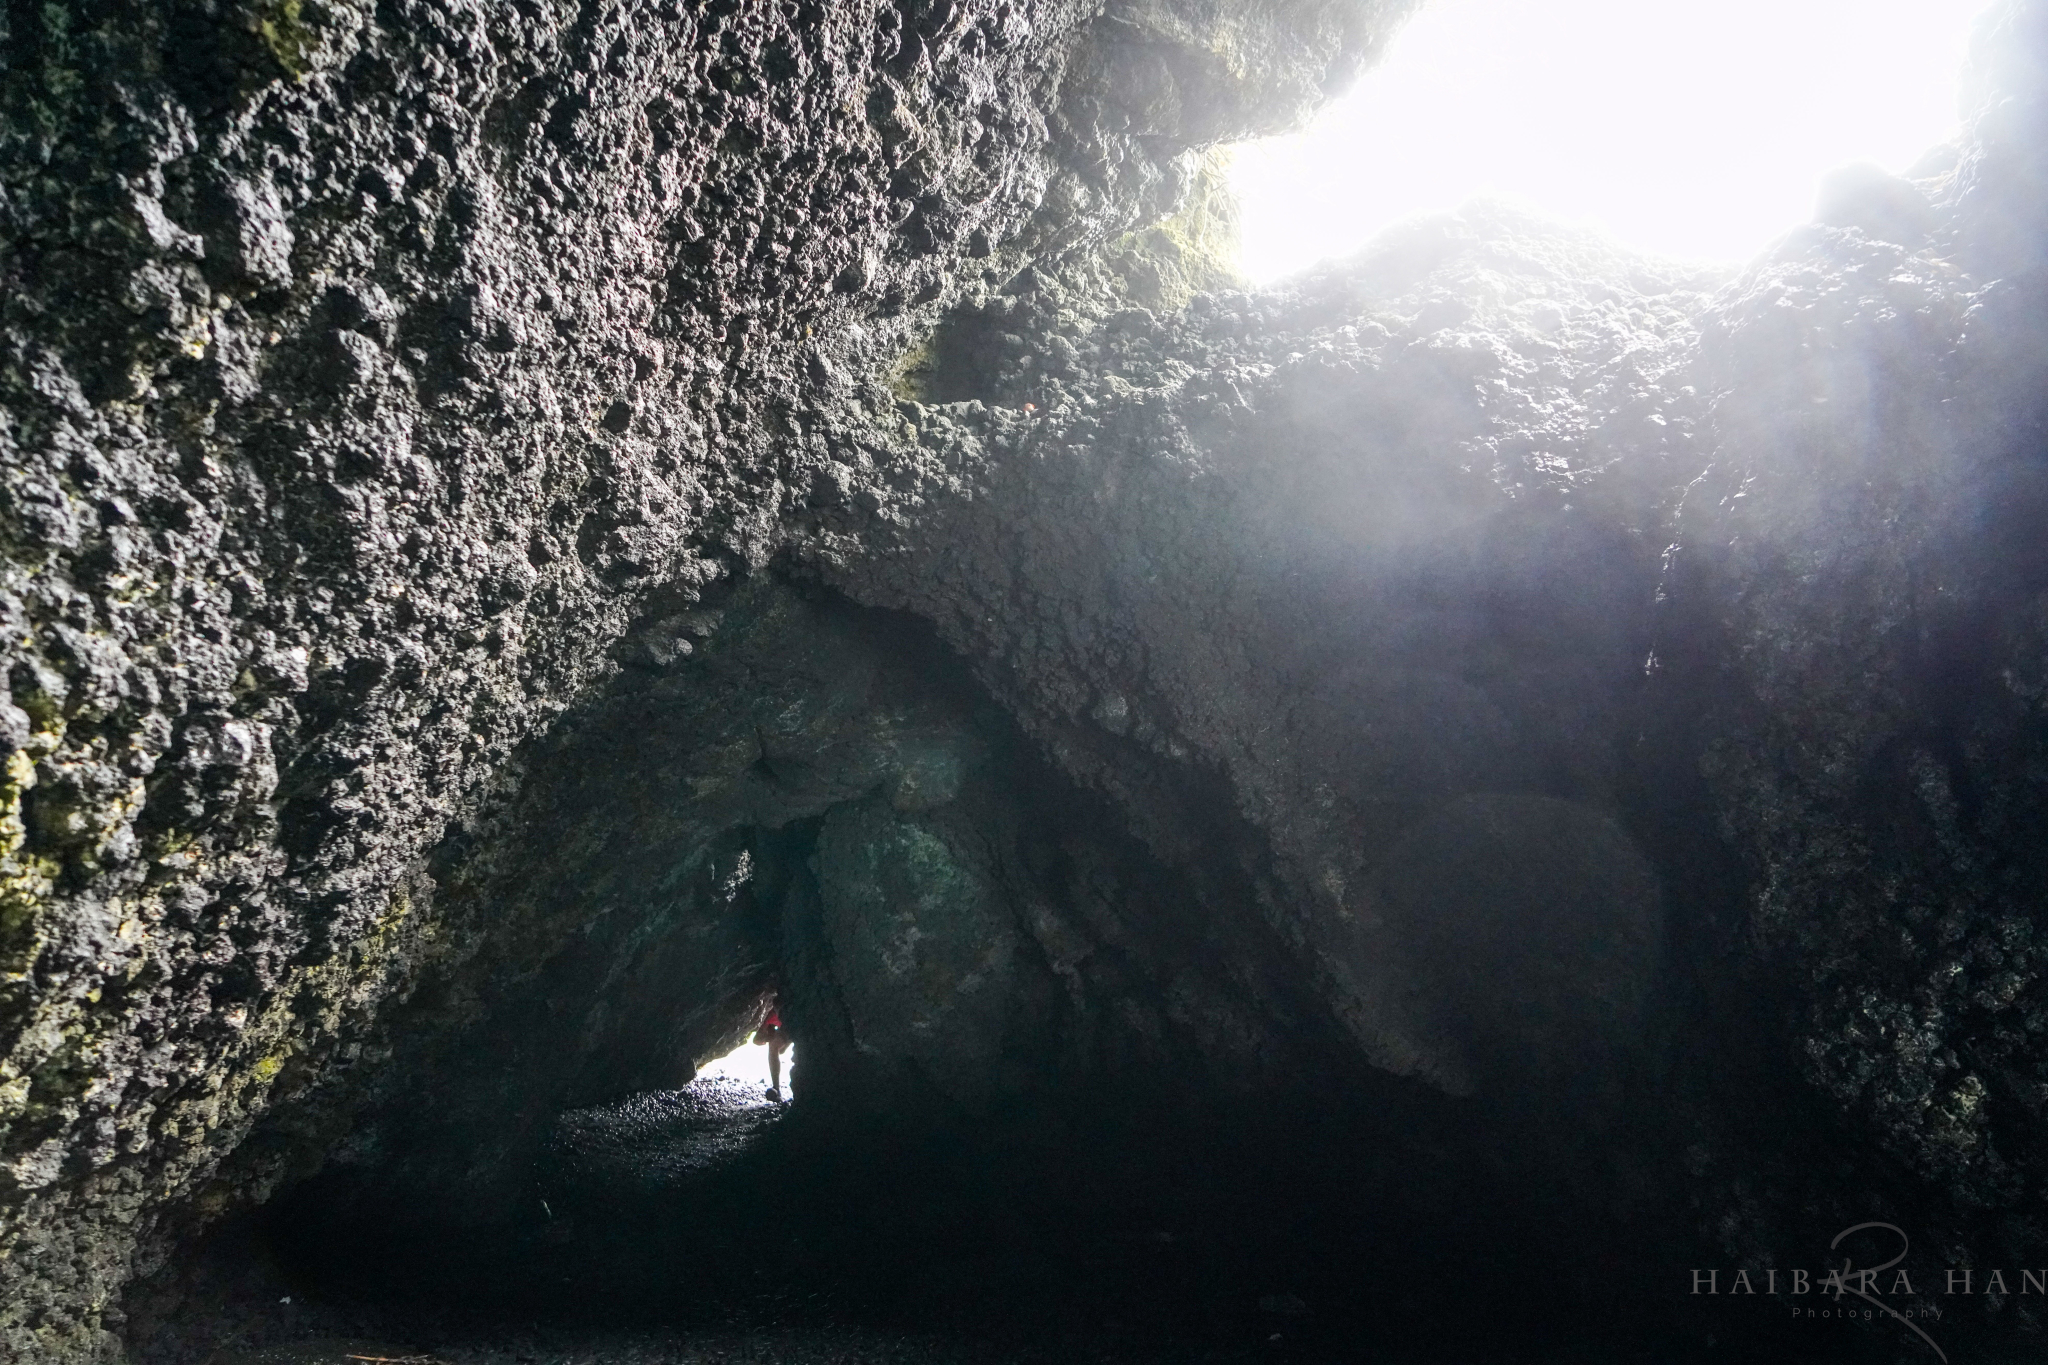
[768,1036,783,1093]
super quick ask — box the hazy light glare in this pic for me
[696,1037,794,1094]
[1230,0,1988,282]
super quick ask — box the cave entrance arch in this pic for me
[695,1015,795,1098]
[198,576,1568,1354]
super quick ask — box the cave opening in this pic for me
[129,577,1743,1363]
[1229,0,1991,281]
[694,1026,796,1100]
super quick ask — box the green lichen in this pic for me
[1106,149,1247,311]
[20,1008,112,1119]
[248,0,320,79]
[1,749,35,862]
[888,335,939,403]
[0,1074,31,1125]
[13,690,62,742]
[148,828,198,862]
[0,751,57,990]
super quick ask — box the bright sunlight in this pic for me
[1229,0,1991,282]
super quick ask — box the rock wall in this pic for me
[787,0,2048,1334]
[0,0,1411,1355]
[7,0,2048,1358]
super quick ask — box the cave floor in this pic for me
[178,1079,1918,1365]
[205,1326,1143,1365]
[189,1080,2041,1365]
[199,1324,1664,1365]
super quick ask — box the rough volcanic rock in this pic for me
[801,205,1727,1097]
[0,0,1413,1355]
[10,0,2048,1360]
[777,2,2048,1344]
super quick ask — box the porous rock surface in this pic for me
[788,4,2048,1331]
[6,0,2048,1359]
[0,0,1407,1353]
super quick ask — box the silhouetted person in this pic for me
[754,1003,787,1100]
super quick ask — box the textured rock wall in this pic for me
[0,0,1412,1355]
[10,0,2048,1357]
[783,0,2048,1335]
[802,208,1723,1095]
[257,9,2048,1328]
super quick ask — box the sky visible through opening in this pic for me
[696,1035,794,1094]
[1229,0,1991,283]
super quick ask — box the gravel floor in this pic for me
[542,1081,788,1199]
[203,1324,1306,1365]
[187,1081,2005,1365]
